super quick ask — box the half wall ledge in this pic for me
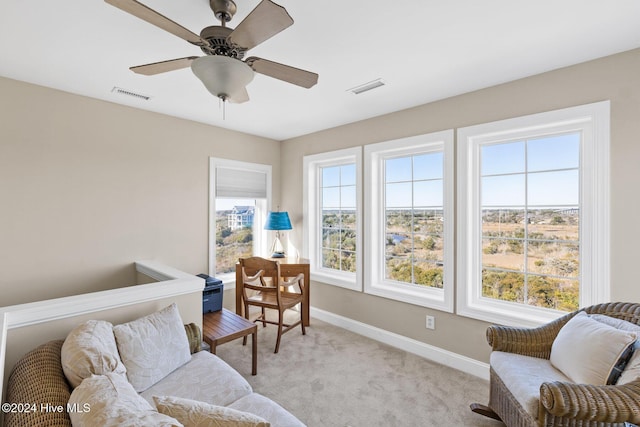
[0,260,204,403]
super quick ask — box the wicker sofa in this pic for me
[472,302,640,427]
[4,304,304,427]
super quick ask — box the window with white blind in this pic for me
[209,158,272,283]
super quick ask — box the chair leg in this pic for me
[261,307,267,327]
[274,309,284,353]
[301,310,306,336]
[470,403,502,421]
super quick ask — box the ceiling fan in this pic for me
[104,0,319,104]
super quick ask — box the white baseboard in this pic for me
[310,306,490,381]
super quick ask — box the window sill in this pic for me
[457,297,565,328]
[365,280,453,313]
[311,269,361,292]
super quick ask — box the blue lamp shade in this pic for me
[264,212,292,231]
[264,211,291,258]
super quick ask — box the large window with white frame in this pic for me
[209,158,272,285]
[364,130,454,312]
[303,147,362,291]
[457,101,610,327]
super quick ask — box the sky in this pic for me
[320,132,579,211]
[217,132,580,213]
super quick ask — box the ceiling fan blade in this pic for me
[228,0,293,50]
[246,57,318,89]
[229,87,250,104]
[105,0,205,46]
[130,57,200,75]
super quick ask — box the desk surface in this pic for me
[267,256,310,265]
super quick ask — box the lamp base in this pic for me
[271,252,286,258]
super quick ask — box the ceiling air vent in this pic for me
[111,87,151,101]
[347,78,385,95]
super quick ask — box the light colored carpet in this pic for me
[215,311,505,427]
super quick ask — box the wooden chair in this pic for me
[239,256,306,353]
[471,302,640,427]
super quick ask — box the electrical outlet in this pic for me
[426,315,435,330]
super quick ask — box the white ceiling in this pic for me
[1,1,640,141]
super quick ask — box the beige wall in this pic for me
[2,48,639,366]
[281,48,640,363]
[0,77,280,306]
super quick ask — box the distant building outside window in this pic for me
[209,158,271,282]
[227,206,255,230]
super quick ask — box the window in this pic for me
[303,147,362,291]
[320,164,357,273]
[215,199,256,275]
[457,102,610,326]
[209,158,272,284]
[364,130,454,312]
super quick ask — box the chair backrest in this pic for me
[583,302,640,326]
[239,256,283,303]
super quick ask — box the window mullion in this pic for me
[457,101,610,326]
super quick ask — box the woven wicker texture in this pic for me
[486,302,640,427]
[185,322,202,354]
[4,340,72,427]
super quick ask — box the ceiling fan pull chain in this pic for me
[220,96,228,121]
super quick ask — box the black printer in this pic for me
[196,274,223,313]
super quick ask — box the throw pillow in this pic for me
[591,314,640,385]
[153,395,270,427]
[550,311,637,385]
[113,303,191,392]
[61,319,127,389]
[68,373,182,427]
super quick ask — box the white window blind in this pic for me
[216,167,267,199]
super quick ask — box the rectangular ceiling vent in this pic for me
[347,78,385,95]
[111,87,151,101]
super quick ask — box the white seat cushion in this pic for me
[227,393,306,427]
[491,351,571,420]
[141,351,253,408]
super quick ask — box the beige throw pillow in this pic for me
[550,311,637,385]
[113,303,191,392]
[590,314,640,385]
[68,373,182,427]
[154,395,270,427]
[61,319,127,388]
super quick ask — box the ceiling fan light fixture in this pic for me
[191,55,254,101]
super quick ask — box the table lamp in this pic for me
[264,211,292,258]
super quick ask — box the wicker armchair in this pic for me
[471,302,640,427]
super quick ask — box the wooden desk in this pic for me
[203,309,258,375]
[236,257,310,327]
